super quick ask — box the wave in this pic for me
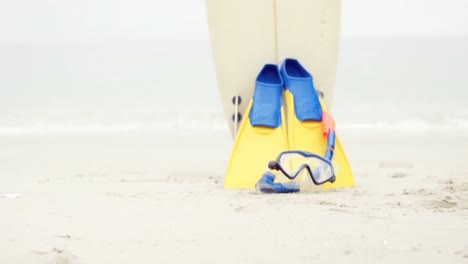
[339,118,468,134]
[0,111,228,136]
[1,103,468,136]
[1,114,468,136]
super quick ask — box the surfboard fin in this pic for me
[224,64,289,189]
[281,58,355,188]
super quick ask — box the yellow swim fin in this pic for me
[225,64,288,189]
[281,59,355,188]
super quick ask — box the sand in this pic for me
[1,130,468,263]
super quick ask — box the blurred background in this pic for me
[0,0,467,136]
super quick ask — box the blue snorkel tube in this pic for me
[324,130,335,161]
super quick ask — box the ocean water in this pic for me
[0,37,467,136]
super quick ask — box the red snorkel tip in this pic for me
[322,112,336,138]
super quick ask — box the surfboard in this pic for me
[276,0,341,109]
[206,0,341,138]
[205,0,277,138]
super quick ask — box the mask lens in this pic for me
[309,158,334,184]
[278,152,308,177]
[278,152,334,184]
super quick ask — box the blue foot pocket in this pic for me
[255,172,300,193]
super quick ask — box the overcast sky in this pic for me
[0,0,467,43]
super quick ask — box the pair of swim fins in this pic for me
[224,58,355,189]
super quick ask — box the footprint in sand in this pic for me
[234,206,246,213]
[329,208,354,215]
[391,172,408,178]
[55,235,80,241]
[32,248,79,264]
[47,253,79,264]
[402,188,436,196]
[425,198,458,209]
[454,247,468,259]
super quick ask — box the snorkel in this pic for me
[255,112,337,193]
[322,112,336,161]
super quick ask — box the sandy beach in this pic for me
[1,0,467,262]
[1,130,467,264]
